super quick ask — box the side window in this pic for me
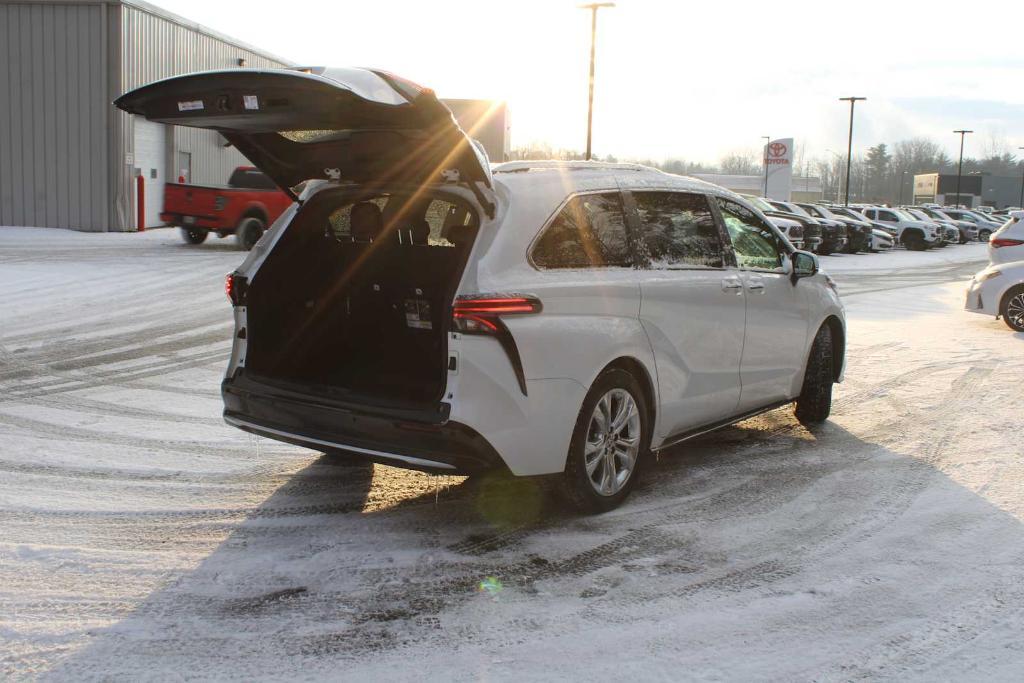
[632,191,723,268]
[879,210,897,222]
[717,198,784,271]
[531,193,631,268]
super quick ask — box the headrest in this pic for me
[350,201,383,242]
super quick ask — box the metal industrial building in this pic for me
[913,172,1024,209]
[0,0,292,231]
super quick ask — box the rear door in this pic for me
[630,190,745,436]
[716,197,809,411]
[115,67,491,196]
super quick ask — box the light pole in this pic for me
[1018,146,1024,208]
[762,135,771,197]
[839,96,866,206]
[898,170,907,205]
[579,2,614,161]
[953,129,972,208]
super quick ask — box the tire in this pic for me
[237,216,266,250]
[1000,285,1024,332]
[979,229,992,243]
[561,368,650,513]
[903,232,926,251]
[795,325,834,425]
[180,227,208,244]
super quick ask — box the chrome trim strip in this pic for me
[224,415,457,471]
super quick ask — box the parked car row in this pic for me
[740,197,976,256]
[965,211,1024,332]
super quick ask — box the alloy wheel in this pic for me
[583,389,641,496]
[1007,292,1024,330]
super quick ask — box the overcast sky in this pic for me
[153,0,1024,165]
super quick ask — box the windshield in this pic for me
[746,197,775,212]
[893,209,918,222]
[778,202,812,218]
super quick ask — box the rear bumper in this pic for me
[222,375,506,474]
[161,212,227,231]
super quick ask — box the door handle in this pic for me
[721,277,743,293]
[747,279,766,292]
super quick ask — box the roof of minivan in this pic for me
[491,160,727,195]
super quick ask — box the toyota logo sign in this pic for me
[769,142,787,158]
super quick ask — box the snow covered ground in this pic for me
[1,228,1021,681]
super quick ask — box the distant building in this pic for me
[442,99,510,164]
[0,0,292,231]
[912,172,1023,209]
[0,1,511,232]
[692,174,823,202]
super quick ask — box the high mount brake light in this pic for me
[991,238,1024,248]
[226,273,247,306]
[451,295,542,396]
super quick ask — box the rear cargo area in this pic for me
[245,188,478,408]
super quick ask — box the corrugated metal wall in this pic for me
[117,3,290,230]
[0,2,111,230]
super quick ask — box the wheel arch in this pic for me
[238,203,269,227]
[598,356,658,436]
[822,315,845,382]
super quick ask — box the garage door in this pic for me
[133,116,167,228]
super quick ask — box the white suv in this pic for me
[117,67,847,512]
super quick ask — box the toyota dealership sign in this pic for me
[764,137,793,200]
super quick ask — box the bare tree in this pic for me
[719,151,760,175]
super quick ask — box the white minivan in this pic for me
[117,67,846,512]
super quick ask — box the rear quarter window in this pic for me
[531,193,631,269]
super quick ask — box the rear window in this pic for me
[228,168,277,190]
[632,191,723,268]
[531,193,631,269]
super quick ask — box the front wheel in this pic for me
[180,227,208,244]
[795,325,834,424]
[561,369,650,513]
[903,233,927,251]
[1001,286,1024,332]
[236,216,266,250]
[979,229,992,243]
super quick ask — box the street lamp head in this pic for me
[953,130,974,135]
[839,96,867,102]
[578,2,615,7]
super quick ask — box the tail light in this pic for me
[991,238,1024,248]
[452,295,542,334]
[226,273,248,306]
[452,295,542,396]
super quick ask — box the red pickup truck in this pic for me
[161,166,294,249]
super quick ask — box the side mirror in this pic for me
[791,250,818,284]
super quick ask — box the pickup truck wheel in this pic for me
[237,217,265,250]
[1000,286,1024,332]
[795,325,834,425]
[180,227,208,244]
[903,232,926,251]
[561,369,650,514]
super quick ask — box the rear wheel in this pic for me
[1001,286,1024,332]
[795,325,834,424]
[561,368,649,513]
[180,227,208,244]
[237,216,266,250]
[979,229,992,242]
